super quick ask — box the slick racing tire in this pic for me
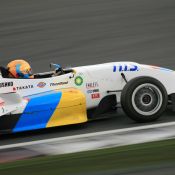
[121,77,168,122]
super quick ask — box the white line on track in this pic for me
[1,121,175,150]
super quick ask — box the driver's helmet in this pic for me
[7,59,32,78]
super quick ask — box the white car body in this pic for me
[0,61,175,117]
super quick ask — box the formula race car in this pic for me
[0,62,175,134]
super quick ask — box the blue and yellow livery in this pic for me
[0,88,87,133]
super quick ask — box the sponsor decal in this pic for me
[16,85,34,90]
[91,93,100,99]
[87,89,99,94]
[75,76,83,86]
[37,82,46,88]
[50,81,68,86]
[86,82,99,89]
[0,82,13,88]
[113,65,139,72]
[13,87,16,91]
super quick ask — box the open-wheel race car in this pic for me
[0,61,175,134]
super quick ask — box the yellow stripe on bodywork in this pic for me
[46,88,87,128]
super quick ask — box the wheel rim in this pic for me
[131,83,163,116]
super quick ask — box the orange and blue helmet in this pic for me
[7,60,32,78]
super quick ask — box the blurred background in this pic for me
[0,0,175,72]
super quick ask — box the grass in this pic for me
[0,139,175,175]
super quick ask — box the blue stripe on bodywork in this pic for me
[13,91,62,133]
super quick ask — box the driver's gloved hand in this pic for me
[54,68,63,76]
[55,68,61,74]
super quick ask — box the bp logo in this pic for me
[75,76,83,86]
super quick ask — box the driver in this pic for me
[7,59,34,78]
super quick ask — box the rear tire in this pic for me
[121,77,168,122]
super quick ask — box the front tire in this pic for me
[121,77,168,122]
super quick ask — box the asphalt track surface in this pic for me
[0,0,175,146]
